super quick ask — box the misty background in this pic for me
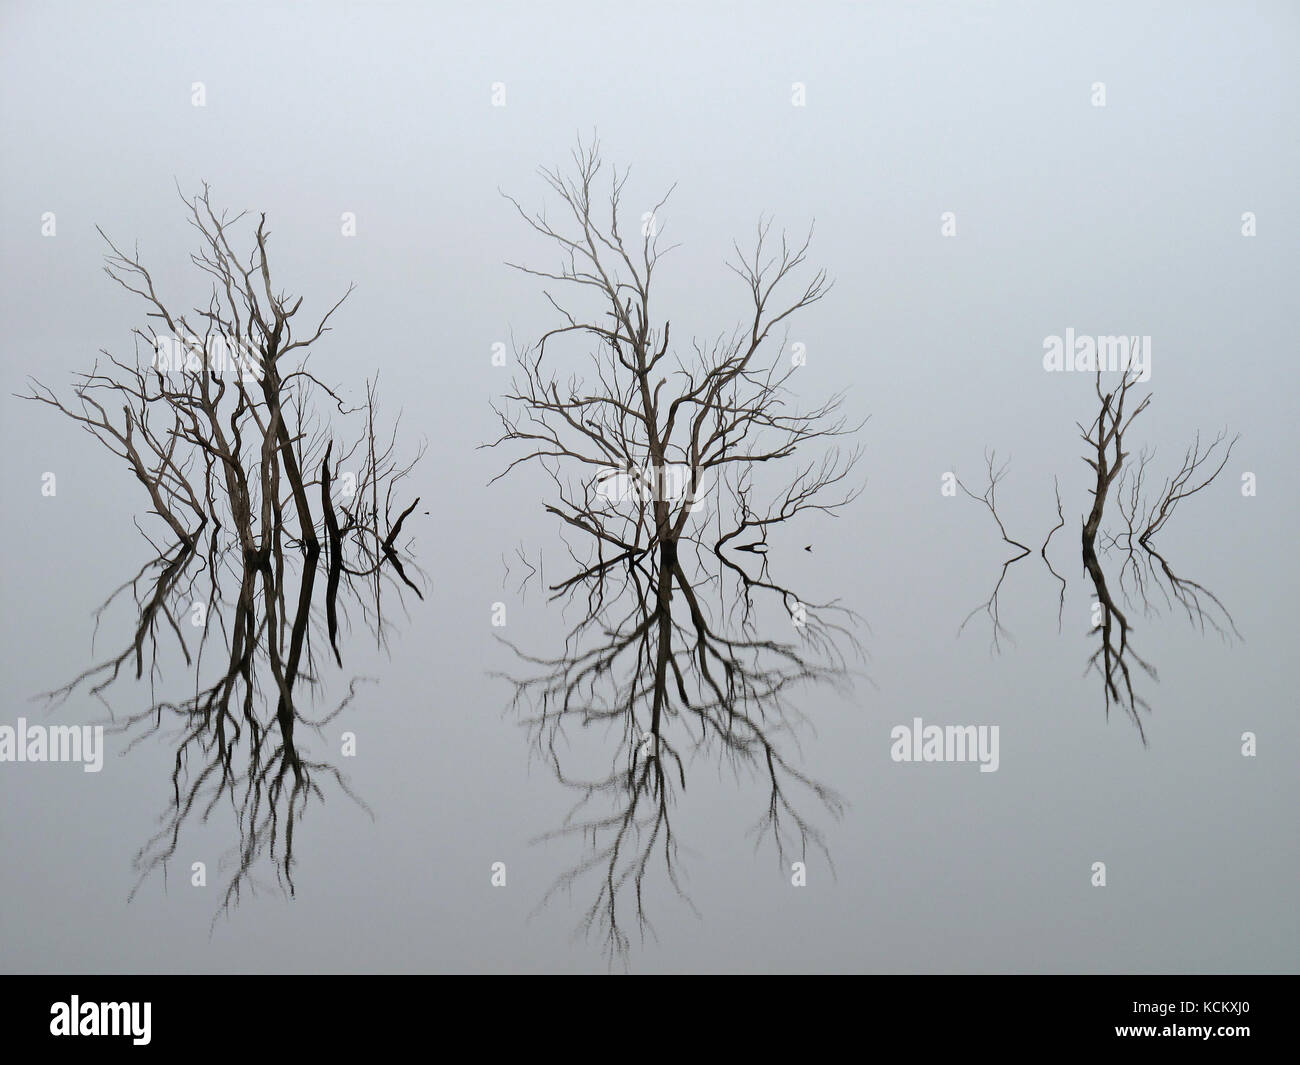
[1,0,1296,973]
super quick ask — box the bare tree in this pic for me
[485,139,865,959]
[955,449,1032,653]
[21,184,426,915]
[956,352,1238,740]
[953,455,1066,652]
[1077,363,1156,732]
[1082,365,1239,735]
[1109,430,1240,639]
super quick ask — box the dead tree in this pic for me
[954,454,1066,651]
[1110,431,1240,640]
[957,351,1237,739]
[1077,360,1237,738]
[485,139,864,959]
[955,449,1032,653]
[21,184,425,915]
[1077,363,1156,732]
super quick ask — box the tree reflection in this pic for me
[958,361,1238,738]
[488,141,865,959]
[23,185,425,913]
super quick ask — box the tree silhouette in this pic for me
[955,353,1238,738]
[1080,364,1238,736]
[21,185,425,915]
[486,140,865,959]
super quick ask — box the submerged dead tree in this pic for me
[953,451,1067,652]
[1080,363,1237,737]
[1077,363,1155,730]
[957,350,1237,739]
[22,185,425,913]
[486,140,865,958]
